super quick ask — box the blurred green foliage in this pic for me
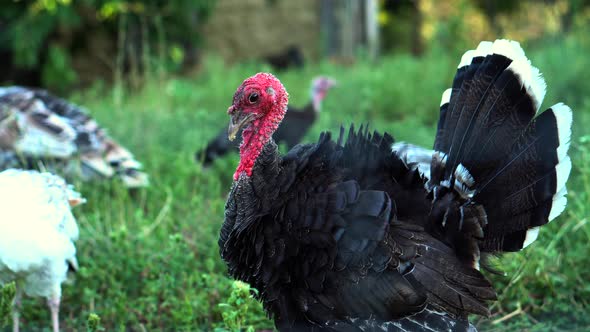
[42,44,79,88]
[7,29,588,331]
[0,0,79,68]
[216,281,262,332]
[1,1,590,331]
[0,0,216,91]
[86,313,103,332]
[2,0,589,94]
[0,282,15,328]
[379,0,590,57]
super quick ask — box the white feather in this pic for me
[13,125,77,158]
[549,156,572,221]
[473,260,480,271]
[475,41,493,55]
[551,103,573,161]
[13,104,78,158]
[522,226,540,248]
[545,103,573,224]
[456,41,494,69]
[432,151,448,165]
[458,50,476,68]
[528,65,547,111]
[0,169,83,299]
[392,142,433,164]
[440,88,452,106]
[491,39,526,60]
[549,187,568,222]
[455,164,475,188]
[392,142,433,180]
[120,158,143,169]
[0,86,27,97]
[490,39,546,111]
[555,156,572,195]
[427,151,475,196]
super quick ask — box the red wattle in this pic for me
[232,73,289,181]
[234,109,286,180]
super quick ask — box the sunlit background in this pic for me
[1,0,589,331]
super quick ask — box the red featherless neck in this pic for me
[231,73,289,180]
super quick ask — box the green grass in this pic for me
[10,33,590,331]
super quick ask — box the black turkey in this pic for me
[219,40,572,331]
[264,45,305,71]
[196,76,336,166]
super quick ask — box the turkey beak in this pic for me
[228,108,256,141]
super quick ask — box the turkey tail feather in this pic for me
[431,39,572,254]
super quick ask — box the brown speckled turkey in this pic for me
[0,87,148,187]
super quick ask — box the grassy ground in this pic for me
[9,33,590,331]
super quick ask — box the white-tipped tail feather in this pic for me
[457,39,547,111]
[475,41,493,55]
[547,103,573,223]
[522,227,540,248]
[549,187,569,222]
[457,41,493,68]
[553,103,573,161]
[458,50,476,69]
[554,156,572,201]
[440,89,452,107]
[432,39,573,253]
[490,40,546,111]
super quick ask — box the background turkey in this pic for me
[196,76,337,166]
[263,45,305,71]
[219,39,572,331]
[0,169,84,332]
[0,87,148,187]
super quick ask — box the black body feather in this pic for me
[220,40,571,331]
[221,128,493,331]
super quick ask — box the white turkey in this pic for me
[0,169,84,332]
[0,87,148,187]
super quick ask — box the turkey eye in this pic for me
[248,93,259,103]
